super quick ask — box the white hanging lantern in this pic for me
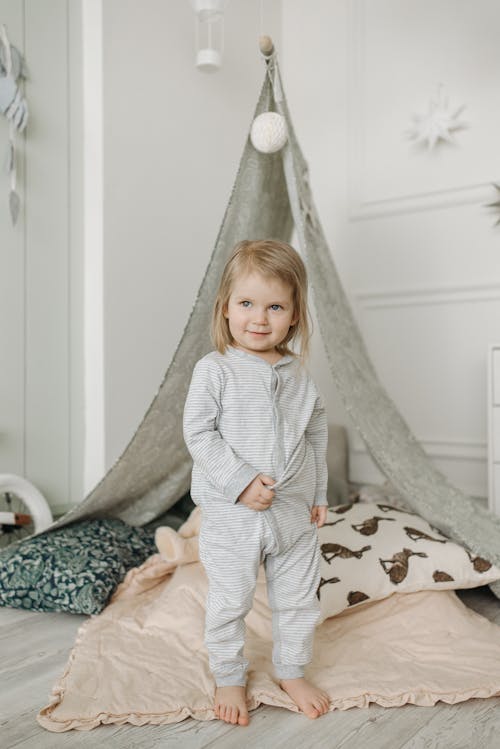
[191,0,226,72]
[250,112,288,154]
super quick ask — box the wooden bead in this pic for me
[259,35,274,56]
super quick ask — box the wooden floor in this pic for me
[1,587,500,749]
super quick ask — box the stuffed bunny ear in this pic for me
[181,536,200,565]
[177,507,202,539]
[154,525,199,566]
[155,526,183,560]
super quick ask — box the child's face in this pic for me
[223,272,298,359]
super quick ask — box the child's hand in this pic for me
[238,474,276,511]
[310,505,327,528]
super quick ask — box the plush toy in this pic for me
[154,507,201,565]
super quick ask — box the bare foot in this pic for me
[214,685,249,726]
[279,677,330,719]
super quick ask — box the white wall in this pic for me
[0,0,83,515]
[101,0,282,473]
[282,0,500,497]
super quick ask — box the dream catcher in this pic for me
[0,24,28,225]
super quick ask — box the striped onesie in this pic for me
[183,344,328,687]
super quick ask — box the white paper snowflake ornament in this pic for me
[250,112,288,154]
[405,84,468,152]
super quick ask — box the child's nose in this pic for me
[253,308,268,323]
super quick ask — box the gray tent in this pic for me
[39,48,500,598]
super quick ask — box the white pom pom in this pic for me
[250,112,288,154]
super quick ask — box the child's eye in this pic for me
[270,304,282,311]
[240,300,251,307]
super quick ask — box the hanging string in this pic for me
[256,0,283,105]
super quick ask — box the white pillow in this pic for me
[317,501,500,622]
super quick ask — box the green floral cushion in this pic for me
[0,519,157,615]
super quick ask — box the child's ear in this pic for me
[222,303,228,319]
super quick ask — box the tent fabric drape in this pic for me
[33,52,500,598]
[42,60,294,534]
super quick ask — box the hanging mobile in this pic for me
[0,23,29,225]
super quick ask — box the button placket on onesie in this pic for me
[263,363,321,683]
[184,347,326,688]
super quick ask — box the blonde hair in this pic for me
[211,239,312,362]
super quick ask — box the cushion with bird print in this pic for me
[316,500,500,623]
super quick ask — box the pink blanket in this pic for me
[37,519,500,731]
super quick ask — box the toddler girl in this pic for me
[183,239,330,726]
